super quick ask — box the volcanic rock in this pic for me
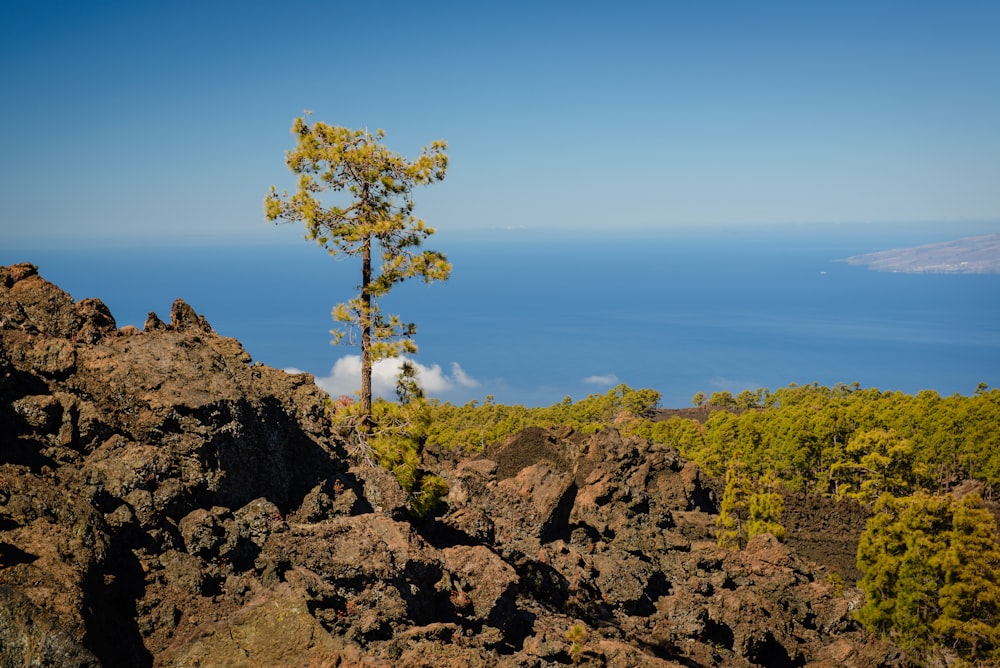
[0,262,907,666]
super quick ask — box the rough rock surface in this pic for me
[0,263,908,666]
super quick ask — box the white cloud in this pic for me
[314,355,480,399]
[583,374,619,386]
[451,362,481,388]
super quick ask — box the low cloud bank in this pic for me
[311,355,480,399]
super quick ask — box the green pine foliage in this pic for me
[331,396,447,518]
[410,474,449,519]
[829,428,925,503]
[856,492,1000,663]
[421,384,661,451]
[716,458,785,549]
[319,380,998,522]
[747,470,786,543]
[932,494,1000,660]
[715,456,755,549]
[409,381,1000,501]
[623,383,1000,499]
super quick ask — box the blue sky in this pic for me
[2,1,999,246]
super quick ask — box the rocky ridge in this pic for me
[0,262,906,666]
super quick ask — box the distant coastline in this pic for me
[840,234,1000,274]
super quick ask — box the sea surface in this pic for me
[3,222,999,407]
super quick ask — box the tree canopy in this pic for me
[265,116,450,431]
[856,491,1000,663]
[716,457,785,549]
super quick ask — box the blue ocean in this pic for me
[3,222,999,407]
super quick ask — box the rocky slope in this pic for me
[0,262,907,667]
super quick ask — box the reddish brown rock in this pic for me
[441,544,518,629]
[0,263,909,667]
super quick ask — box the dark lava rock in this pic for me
[0,263,907,667]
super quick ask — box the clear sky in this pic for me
[2,1,999,246]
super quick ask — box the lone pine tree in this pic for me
[716,456,785,550]
[265,116,450,434]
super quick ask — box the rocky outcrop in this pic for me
[0,263,906,666]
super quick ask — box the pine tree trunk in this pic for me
[360,235,373,432]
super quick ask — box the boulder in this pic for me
[441,544,518,629]
[491,464,577,545]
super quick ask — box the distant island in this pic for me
[840,233,1000,274]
